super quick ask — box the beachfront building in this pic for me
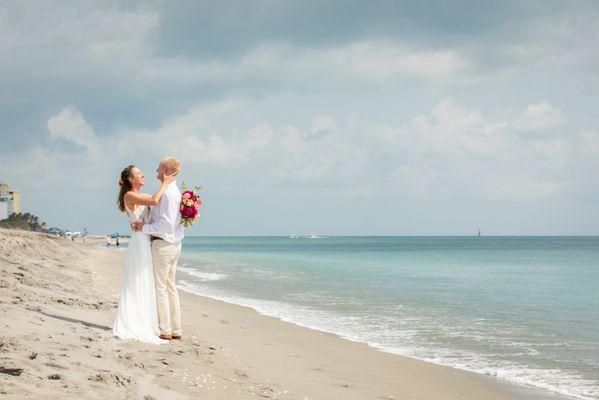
[0,198,8,220]
[0,183,20,217]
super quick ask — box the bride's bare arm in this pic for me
[125,173,175,208]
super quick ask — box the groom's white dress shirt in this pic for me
[142,181,184,244]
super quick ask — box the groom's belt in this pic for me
[151,235,165,242]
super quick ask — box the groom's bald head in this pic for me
[158,157,181,179]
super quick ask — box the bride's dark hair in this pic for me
[117,165,136,212]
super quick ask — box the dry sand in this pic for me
[0,229,560,399]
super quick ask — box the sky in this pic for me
[1,0,598,236]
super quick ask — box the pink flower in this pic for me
[180,205,184,211]
[183,192,191,199]
[183,206,197,218]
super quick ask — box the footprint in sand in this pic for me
[234,369,249,379]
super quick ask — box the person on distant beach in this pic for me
[113,161,177,344]
[116,237,120,247]
[106,235,110,247]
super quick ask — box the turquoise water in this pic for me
[177,236,599,399]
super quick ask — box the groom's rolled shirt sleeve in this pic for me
[142,190,178,236]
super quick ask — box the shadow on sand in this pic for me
[38,310,111,331]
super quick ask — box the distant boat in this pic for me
[310,234,320,239]
[289,234,298,238]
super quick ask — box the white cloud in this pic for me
[328,41,472,84]
[306,115,337,139]
[375,99,574,199]
[578,130,599,167]
[0,4,156,76]
[115,101,273,167]
[36,98,584,204]
[133,40,474,94]
[3,95,598,234]
[514,101,566,132]
[245,122,273,151]
[275,114,368,183]
[47,106,97,149]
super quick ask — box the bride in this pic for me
[113,164,174,344]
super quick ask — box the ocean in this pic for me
[176,236,599,400]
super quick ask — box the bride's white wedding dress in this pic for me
[113,205,165,344]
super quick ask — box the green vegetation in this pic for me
[0,212,47,232]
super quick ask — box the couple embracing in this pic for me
[113,157,184,344]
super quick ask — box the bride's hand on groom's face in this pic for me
[163,172,176,185]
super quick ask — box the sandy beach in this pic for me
[0,229,565,400]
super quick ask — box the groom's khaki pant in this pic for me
[152,240,182,336]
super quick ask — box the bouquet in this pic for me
[180,182,203,228]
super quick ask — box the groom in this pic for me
[134,157,184,340]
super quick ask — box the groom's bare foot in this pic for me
[159,334,172,340]
[172,334,182,340]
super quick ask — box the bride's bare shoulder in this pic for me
[124,190,143,201]
[123,191,138,212]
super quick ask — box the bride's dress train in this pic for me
[113,205,165,344]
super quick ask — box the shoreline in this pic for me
[176,287,574,400]
[0,228,579,399]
